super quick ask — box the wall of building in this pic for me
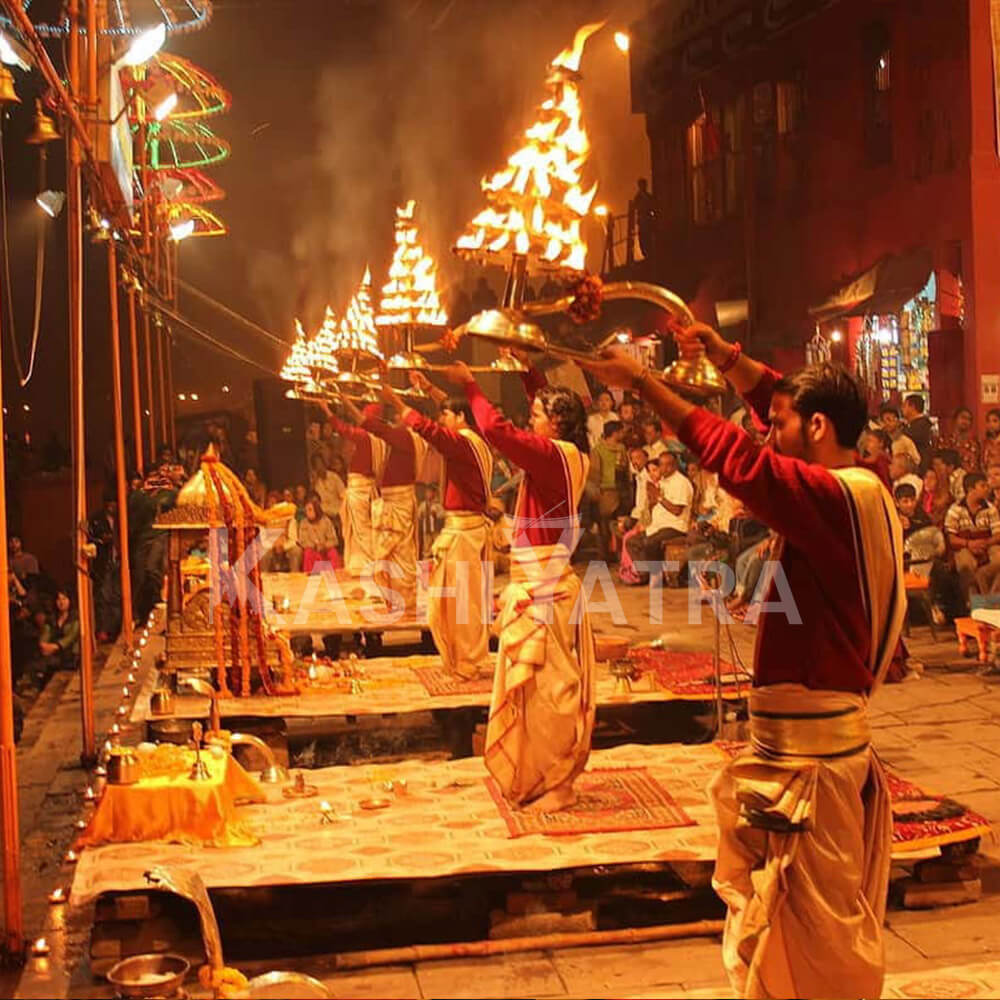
[638,0,996,422]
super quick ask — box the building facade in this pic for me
[630,0,1000,426]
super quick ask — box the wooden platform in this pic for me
[70,741,991,910]
[132,652,749,728]
[260,571,429,636]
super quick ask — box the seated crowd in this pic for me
[870,400,1000,625]
[581,386,1000,629]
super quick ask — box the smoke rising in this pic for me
[288,0,648,334]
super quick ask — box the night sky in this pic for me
[1,0,645,453]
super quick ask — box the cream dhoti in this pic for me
[710,684,892,1000]
[710,466,905,1000]
[427,511,492,679]
[372,483,418,611]
[485,544,595,807]
[341,472,377,577]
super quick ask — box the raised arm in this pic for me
[580,347,849,558]
[381,380,471,461]
[361,401,416,451]
[439,362,557,478]
[319,400,370,446]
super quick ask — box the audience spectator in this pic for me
[9,536,39,586]
[586,390,618,449]
[642,418,667,461]
[589,420,627,560]
[728,533,778,620]
[297,494,341,573]
[619,458,660,584]
[940,406,982,474]
[933,448,965,502]
[984,408,1000,471]
[860,428,892,463]
[625,446,648,512]
[311,454,345,522]
[988,461,1000,509]
[261,493,302,573]
[36,589,80,676]
[623,451,692,579]
[889,453,923,500]
[618,397,643,449]
[944,472,1000,601]
[294,484,309,519]
[88,495,121,642]
[879,404,922,470]
[243,467,268,507]
[902,393,935,473]
[417,484,445,559]
[895,483,956,624]
[921,467,953,529]
[685,454,718,521]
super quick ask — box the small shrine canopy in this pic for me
[809,248,933,321]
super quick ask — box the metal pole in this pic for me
[127,284,144,475]
[0,119,23,965]
[165,328,177,453]
[108,242,134,647]
[68,0,96,765]
[143,305,156,460]
[156,316,168,454]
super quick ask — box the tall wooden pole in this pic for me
[143,306,156,460]
[127,284,145,476]
[108,243,134,647]
[0,119,23,962]
[69,0,96,764]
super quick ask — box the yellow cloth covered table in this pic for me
[77,753,264,849]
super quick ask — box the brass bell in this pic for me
[25,99,59,145]
[0,66,19,107]
[662,340,726,399]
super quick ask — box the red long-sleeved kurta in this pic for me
[327,415,375,476]
[465,381,576,548]
[679,366,874,693]
[362,406,416,488]
[404,410,487,512]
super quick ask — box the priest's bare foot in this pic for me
[522,784,577,813]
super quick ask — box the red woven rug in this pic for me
[412,666,493,697]
[714,742,991,851]
[628,649,746,699]
[486,768,696,838]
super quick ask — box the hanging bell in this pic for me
[25,99,59,145]
[0,66,20,107]
[662,338,727,399]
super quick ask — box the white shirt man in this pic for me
[587,390,618,449]
[649,467,694,536]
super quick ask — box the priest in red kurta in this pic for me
[321,404,386,578]
[441,361,595,813]
[584,328,905,1000]
[380,374,494,678]
[360,402,428,614]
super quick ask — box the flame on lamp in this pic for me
[454,22,604,274]
[331,268,383,361]
[280,319,316,385]
[377,200,448,329]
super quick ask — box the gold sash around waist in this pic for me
[347,473,375,489]
[380,484,416,501]
[749,684,871,761]
[443,511,487,532]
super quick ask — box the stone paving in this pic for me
[7,585,1000,998]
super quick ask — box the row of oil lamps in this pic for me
[32,608,158,959]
